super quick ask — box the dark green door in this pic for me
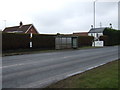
[72,37,78,49]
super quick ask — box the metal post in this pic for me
[93,0,97,47]
[118,1,120,30]
[3,20,6,29]
[30,33,33,48]
[93,1,96,47]
[94,1,95,29]
[100,22,102,28]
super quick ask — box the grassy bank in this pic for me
[47,60,119,88]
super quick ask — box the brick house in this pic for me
[3,22,39,34]
[73,32,88,36]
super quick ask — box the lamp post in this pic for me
[3,20,6,29]
[118,1,120,30]
[93,0,97,47]
[93,0,98,28]
[93,1,96,29]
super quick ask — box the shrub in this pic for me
[32,34,55,49]
[78,36,94,47]
[2,33,56,51]
[99,35,109,46]
[103,28,120,46]
[2,33,30,51]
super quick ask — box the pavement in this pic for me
[2,46,119,88]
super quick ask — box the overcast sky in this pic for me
[0,0,119,34]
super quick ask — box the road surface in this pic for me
[2,46,119,88]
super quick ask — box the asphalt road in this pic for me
[2,46,119,88]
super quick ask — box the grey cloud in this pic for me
[96,2,117,16]
[31,2,94,33]
[5,1,117,33]
[95,2,118,29]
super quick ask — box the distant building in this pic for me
[88,27,106,40]
[88,23,114,41]
[73,32,88,36]
[3,22,39,34]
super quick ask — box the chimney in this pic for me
[109,23,112,28]
[91,25,93,29]
[19,21,23,26]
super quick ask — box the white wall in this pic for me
[92,41,104,47]
[88,33,103,40]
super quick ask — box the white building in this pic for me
[88,27,109,47]
[88,27,106,41]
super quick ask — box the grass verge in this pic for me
[2,46,102,57]
[47,60,119,88]
[2,48,56,56]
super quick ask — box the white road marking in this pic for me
[1,63,27,69]
[2,55,79,69]
[66,62,107,78]
[66,71,84,77]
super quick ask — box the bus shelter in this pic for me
[55,35,78,49]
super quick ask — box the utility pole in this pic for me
[3,20,6,29]
[118,1,120,30]
[93,1,96,29]
[93,0,97,47]
[100,22,102,28]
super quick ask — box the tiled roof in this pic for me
[3,24,32,33]
[73,32,88,36]
[89,28,106,33]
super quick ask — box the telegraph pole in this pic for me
[3,20,6,29]
[100,22,102,28]
[118,1,120,30]
[93,0,96,47]
[93,1,96,29]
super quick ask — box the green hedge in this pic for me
[2,33,94,51]
[32,34,55,49]
[99,35,109,46]
[2,33,30,50]
[103,28,120,46]
[2,33,56,51]
[78,36,94,47]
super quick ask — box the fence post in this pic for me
[30,33,32,48]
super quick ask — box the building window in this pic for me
[97,33,98,38]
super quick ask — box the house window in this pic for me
[97,33,98,38]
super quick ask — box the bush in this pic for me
[2,33,94,51]
[103,28,120,46]
[99,35,109,46]
[78,36,94,47]
[2,33,56,51]
[32,34,55,49]
[2,33,30,51]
